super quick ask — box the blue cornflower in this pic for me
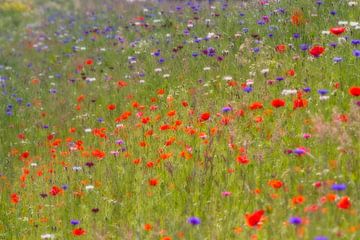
[330,10,336,15]
[188,217,201,225]
[331,183,347,191]
[222,106,232,113]
[276,76,284,81]
[303,87,311,92]
[353,49,360,57]
[300,44,309,51]
[289,216,302,225]
[351,39,360,45]
[317,89,329,95]
[194,38,202,43]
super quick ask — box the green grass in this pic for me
[0,0,360,239]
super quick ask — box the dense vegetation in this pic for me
[0,0,359,239]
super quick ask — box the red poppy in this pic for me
[275,44,286,53]
[271,99,285,108]
[249,102,263,110]
[20,151,30,159]
[268,179,283,189]
[237,155,249,164]
[200,112,211,121]
[107,104,116,111]
[293,98,308,110]
[85,59,93,65]
[77,95,85,104]
[292,195,305,205]
[135,16,145,21]
[157,89,165,95]
[309,46,325,57]
[287,69,295,76]
[73,228,86,236]
[182,101,189,107]
[117,80,127,88]
[349,86,360,96]
[245,210,264,227]
[330,27,346,36]
[50,186,62,196]
[17,133,25,139]
[337,196,351,209]
[144,223,152,231]
[149,178,158,186]
[10,193,20,204]
[291,9,305,26]
[92,149,106,159]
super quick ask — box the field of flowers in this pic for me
[0,0,360,239]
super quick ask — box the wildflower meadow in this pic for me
[0,0,360,239]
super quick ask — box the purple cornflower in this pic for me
[294,148,306,155]
[49,88,57,94]
[330,10,336,15]
[329,42,337,48]
[203,47,216,57]
[243,86,253,93]
[217,56,224,62]
[300,44,309,51]
[70,219,80,225]
[289,216,302,225]
[153,51,160,57]
[222,106,232,113]
[252,47,260,53]
[314,237,328,240]
[333,57,343,63]
[85,162,94,167]
[293,33,300,39]
[188,217,201,225]
[257,20,266,25]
